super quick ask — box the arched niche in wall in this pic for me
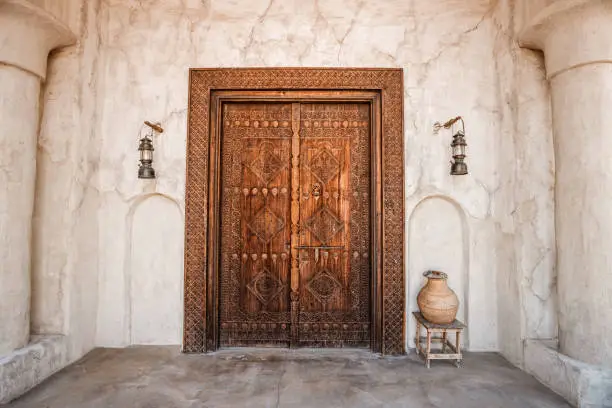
[129,194,183,345]
[407,196,469,348]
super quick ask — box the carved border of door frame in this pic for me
[184,68,405,355]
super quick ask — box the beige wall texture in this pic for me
[0,0,560,364]
[93,0,503,350]
[24,0,560,357]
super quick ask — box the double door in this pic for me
[218,100,371,348]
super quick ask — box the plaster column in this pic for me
[0,0,75,355]
[520,0,612,368]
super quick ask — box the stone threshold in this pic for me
[524,339,612,408]
[0,335,69,404]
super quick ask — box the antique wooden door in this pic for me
[219,100,371,348]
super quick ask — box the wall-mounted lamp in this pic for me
[434,116,468,176]
[138,121,164,179]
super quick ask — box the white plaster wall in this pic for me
[93,0,507,351]
[129,195,183,345]
[552,64,612,368]
[492,0,557,367]
[33,1,80,29]
[0,66,41,355]
[32,0,103,361]
[408,197,467,348]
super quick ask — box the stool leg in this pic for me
[426,330,431,368]
[456,331,461,352]
[442,331,447,353]
[415,321,420,355]
[455,331,462,368]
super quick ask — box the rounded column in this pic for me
[0,66,42,354]
[520,0,612,367]
[0,0,75,355]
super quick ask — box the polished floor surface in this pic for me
[7,347,571,408]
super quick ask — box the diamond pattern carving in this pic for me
[304,206,344,244]
[247,206,285,243]
[309,149,339,184]
[247,144,284,185]
[306,269,342,304]
[247,268,285,305]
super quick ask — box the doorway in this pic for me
[184,69,405,355]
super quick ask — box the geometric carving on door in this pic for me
[247,268,285,305]
[306,269,342,304]
[247,206,286,244]
[308,148,339,184]
[304,206,344,244]
[247,142,285,185]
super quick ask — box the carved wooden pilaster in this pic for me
[290,102,301,347]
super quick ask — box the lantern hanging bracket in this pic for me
[433,116,465,135]
[144,121,164,134]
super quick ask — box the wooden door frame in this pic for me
[184,68,405,355]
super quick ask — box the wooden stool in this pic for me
[413,312,465,368]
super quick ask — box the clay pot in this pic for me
[417,271,459,324]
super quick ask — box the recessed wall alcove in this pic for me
[128,194,183,345]
[407,196,469,348]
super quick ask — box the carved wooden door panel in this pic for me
[219,103,293,347]
[219,101,371,348]
[296,103,371,347]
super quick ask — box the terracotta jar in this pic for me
[417,271,459,324]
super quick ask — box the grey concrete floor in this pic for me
[7,347,571,408]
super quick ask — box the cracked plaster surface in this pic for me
[92,0,508,351]
[491,0,556,366]
[0,0,102,403]
[31,0,103,360]
[0,66,40,356]
[32,0,556,356]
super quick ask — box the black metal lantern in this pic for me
[434,116,469,176]
[451,130,468,175]
[138,121,163,179]
[138,135,155,179]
